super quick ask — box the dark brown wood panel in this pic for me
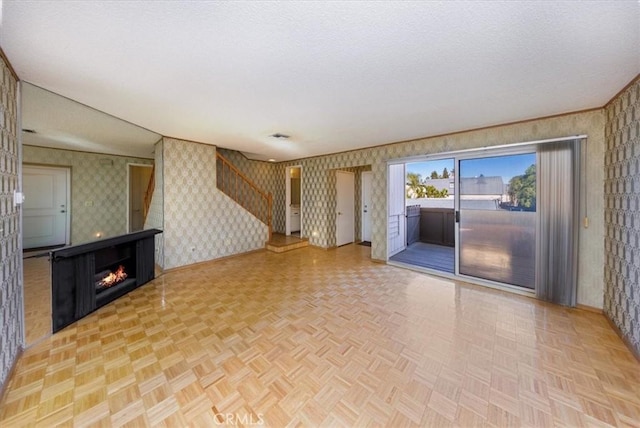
[420,208,455,247]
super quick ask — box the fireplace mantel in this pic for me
[50,229,162,260]
[50,229,162,333]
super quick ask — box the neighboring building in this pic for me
[459,176,505,201]
[408,175,507,209]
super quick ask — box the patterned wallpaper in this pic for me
[604,77,640,356]
[22,146,153,244]
[162,138,267,270]
[144,139,164,268]
[217,112,604,308]
[217,148,279,229]
[0,57,22,394]
[215,151,372,242]
[275,110,605,308]
[217,149,277,194]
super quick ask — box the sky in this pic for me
[407,153,535,183]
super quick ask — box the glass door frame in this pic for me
[453,144,538,295]
[386,134,585,297]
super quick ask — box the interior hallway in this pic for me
[1,244,639,426]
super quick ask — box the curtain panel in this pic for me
[535,139,583,306]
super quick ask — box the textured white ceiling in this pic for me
[2,1,639,161]
[21,83,160,159]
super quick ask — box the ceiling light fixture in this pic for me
[268,158,276,162]
[269,133,290,139]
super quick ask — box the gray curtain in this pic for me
[535,139,582,306]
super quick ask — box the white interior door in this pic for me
[388,163,406,257]
[23,165,69,249]
[336,171,355,246]
[361,171,372,242]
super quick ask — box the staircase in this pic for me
[217,152,309,253]
[265,233,309,253]
[143,165,155,224]
[216,152,273,241]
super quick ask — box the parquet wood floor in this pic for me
[23,253,52,346]
[2,244,639,427]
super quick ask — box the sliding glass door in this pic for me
[457,152,537,289]
[388,137,582,300]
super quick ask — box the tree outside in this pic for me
[406,172,449,199]
[429,168,451,179]
[508,164,536,209]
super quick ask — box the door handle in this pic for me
[60,210,66,213]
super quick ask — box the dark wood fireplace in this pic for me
[50,229,162,333]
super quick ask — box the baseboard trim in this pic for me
[309,244,334,251]
[605,315,640,363]
[163,248,266,273]
[0,346,23,407]
[576,304,603,314]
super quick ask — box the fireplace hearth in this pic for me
[50,229,162,332]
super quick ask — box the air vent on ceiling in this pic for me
[270,133,290,139]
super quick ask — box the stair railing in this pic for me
[143,165,155,224]
[216,152,273,240]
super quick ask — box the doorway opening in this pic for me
[336,170,355,246]
[128,164,153,232]
[285,166,302,236]
[390,159,455,273]
[361,171,372,244]
[22,164,70,346]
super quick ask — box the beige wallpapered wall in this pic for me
[217,148,278,194]
[0,57,22,393]
[604,77,640,355]
[162,138,268,270]
[144,139,164,268]
[218,110,604,308]
[214,150,372,241]
[23,146,153,244]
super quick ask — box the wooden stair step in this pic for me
[266,233,309,253]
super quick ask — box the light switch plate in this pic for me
[13,190,25,206]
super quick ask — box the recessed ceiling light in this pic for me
[22,129,36,134]
[268,158,276,162]
[269,133,290,139]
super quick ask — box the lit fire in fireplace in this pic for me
[97,265,128,288]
